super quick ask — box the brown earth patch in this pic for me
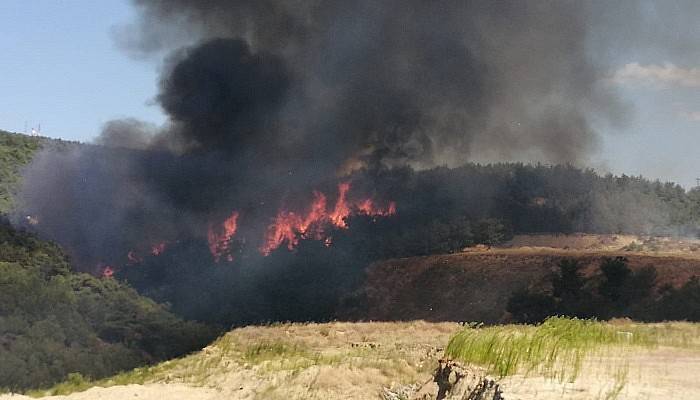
[358,249,700,323]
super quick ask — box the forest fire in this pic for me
[125,241,169,265]
[97,182,396,272]
[101,266,115,278]
[260,182,396,255]
[151,242,167,256]
[207,211,240,262]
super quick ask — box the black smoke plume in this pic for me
[15,0,673,322]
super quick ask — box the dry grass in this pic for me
[29,321,459,399]
[20,319,700,400]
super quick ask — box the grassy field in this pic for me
[23,321,456,399]
[6,318,697,400]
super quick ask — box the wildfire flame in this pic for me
[151,242,167,256]
[100,182,394,274]
[208,211,239,262]
[102,266,115,278]
[126,241,168,265]
[260,182,395,255]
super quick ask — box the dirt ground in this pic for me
[0,384,220,400]
[358,234,700,323]
[3,321,699,400]
[504,346,700,400]
[2,322,457,400]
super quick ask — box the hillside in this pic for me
[2,129,700,395]
[0,218,216,391]
[356,234,700,323]
[0,131,223,392]
[3,319,699,400]
[0,129,78,213]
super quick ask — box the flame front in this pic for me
[260,182,395,255]
[102,266,115,278]
[151,242,167,256]
[208,211,239,262]
[329,182,351,227]
[97,182,394,273]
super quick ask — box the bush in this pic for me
[507,257,673,323]
[651,277,700,321]
[0,220,217,391]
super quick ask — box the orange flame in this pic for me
[102,266,115,278]
[208,211,239,262]
[329,182,351,227]
[151,242,167,256]
[260,182,395,255]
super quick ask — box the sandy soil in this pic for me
[2,321,699,400]
[2,322,457,400]
[505,347,700,400]
[0,384,220,400]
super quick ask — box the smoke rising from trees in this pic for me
[19,1,689,276]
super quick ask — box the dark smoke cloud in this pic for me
[19,0,647,270]
[120,0,626,166]
[159,39,291,155]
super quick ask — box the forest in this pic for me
[2,128,700,391]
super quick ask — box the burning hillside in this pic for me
[16,0,629,273]
[12,1,700,325]
[204,181,397,262]
[95,180,396,275]
[259,182,395,256]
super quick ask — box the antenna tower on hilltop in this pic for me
[30,123,40,137]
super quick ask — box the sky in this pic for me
[0,1,698,188]
[0,1,164,140]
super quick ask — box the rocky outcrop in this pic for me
[384,359,504,400]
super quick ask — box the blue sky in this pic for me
[0,1,698,188]
[0,1,164,140]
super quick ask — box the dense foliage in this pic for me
[0,129,81,214]
[0,219,216,392]
[352,163,700,237]
[0,130,43,213]
[117,164,700,326]
[2,129,700,389]
[507,257,700,323]
[116,213,511,326]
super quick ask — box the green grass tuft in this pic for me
[445,317,655,380]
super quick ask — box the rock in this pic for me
[410,359,504,400]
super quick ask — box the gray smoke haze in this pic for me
[20,0,664,270]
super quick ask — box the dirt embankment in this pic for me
[357,234,700,323]
[5,321,700,400]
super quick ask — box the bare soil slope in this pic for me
[4,321,699,400]
[359,234,700,323]
[4,322,458,400]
